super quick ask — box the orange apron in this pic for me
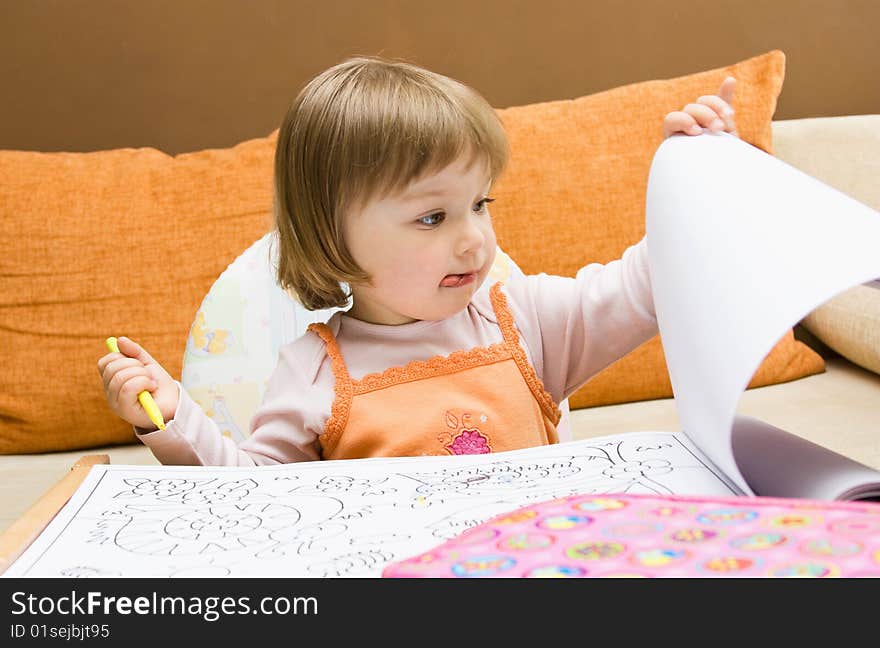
[308,282,560,460]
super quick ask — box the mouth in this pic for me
[440,272,478,288]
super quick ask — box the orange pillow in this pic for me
[0,138,277,453]
[492,50,824,408]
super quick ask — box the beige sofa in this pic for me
[2,114,878,539]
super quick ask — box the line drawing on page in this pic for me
[7,433,740,577]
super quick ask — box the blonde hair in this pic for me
[274,56,509,310]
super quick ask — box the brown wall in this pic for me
[2,0,878,154]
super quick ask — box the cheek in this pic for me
[483,221,497,249]
[376,247,435,283]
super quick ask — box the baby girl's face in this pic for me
[343,154,497,325]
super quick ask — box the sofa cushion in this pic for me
[802,283,880,376]
[772,114,880,376]
[492,49,823,409]
[771,115,880,210]
[0,139,277,453]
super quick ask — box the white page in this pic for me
[646,132,880,493]
[4,434,740,578]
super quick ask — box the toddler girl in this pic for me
[98,56,736,465]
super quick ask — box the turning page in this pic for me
[646,132,880,495]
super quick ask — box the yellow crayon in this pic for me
[104,336,166,430]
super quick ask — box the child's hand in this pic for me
[662,76,737,138]
[97,337,179,430]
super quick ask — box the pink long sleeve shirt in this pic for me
[137,239,657,465]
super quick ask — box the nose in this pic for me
[456,216,487,257]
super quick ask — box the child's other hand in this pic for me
[662,76,737,138]
[97,337,179,430]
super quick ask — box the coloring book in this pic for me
[4,133,880,578]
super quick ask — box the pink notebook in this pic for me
[382,493,880,578]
